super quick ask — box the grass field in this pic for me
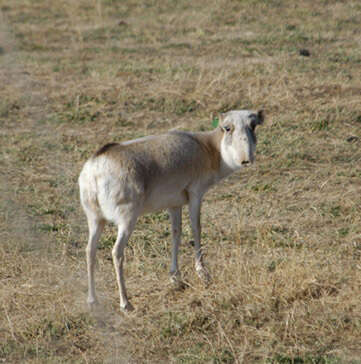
[1,0,361,363]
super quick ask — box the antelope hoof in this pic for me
[121,302,135,313]
[87,297,99,310]
[170,271,187,290]
[197,267,211,285]
[170,271,182,285]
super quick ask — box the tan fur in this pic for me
[79,109,264,312]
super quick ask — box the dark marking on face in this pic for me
[247,126,257,145]
[249,114,258,131]
[249,111,264,131]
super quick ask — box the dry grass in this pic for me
[1,0,361,363]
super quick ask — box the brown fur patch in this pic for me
[193,128,223,171]
[93,143,119,157]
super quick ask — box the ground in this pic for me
[0,0,361,363]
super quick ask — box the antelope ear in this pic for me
[250,110,265,130]
[257,110,265,124]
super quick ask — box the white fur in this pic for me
[79,109,264,312]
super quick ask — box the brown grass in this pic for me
[1,0,361,363]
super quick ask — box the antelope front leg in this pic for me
[168,207,182,284]
[188,195,210,283]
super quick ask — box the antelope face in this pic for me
[220,110,264,170]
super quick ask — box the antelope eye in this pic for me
[224,126,231,132]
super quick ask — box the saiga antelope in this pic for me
[79,110,264,312]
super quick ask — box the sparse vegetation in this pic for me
[0,0,360,363]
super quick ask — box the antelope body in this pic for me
[79,110,264,312]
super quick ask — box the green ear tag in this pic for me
[212,117,219,128]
